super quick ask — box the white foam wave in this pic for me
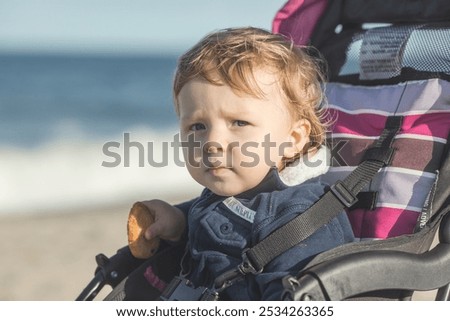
[0,127,203,216]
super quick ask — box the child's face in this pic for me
[177,69,309,196]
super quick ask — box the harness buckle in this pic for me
[239,249,263,275]
[330,181,358,208]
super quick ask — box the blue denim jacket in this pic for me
[179,168,355,300]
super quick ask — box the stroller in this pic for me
[77,0,450,301]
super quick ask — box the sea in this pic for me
[0,53,203,216]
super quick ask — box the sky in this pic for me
[0,0,288,55]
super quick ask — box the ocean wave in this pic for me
[0,127,203,216]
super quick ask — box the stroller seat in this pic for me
[274,0,450,300]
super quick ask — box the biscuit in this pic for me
[127,202,160,259]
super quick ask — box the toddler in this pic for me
[140,27,354,300]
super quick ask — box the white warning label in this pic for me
[360,26,415,80]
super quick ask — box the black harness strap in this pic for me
[215,116,403,288]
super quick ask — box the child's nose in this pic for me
[203,128,226,153]
[203,140,224,154]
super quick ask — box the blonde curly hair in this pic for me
[173,27,328,154]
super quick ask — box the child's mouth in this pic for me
[206,166,230,176]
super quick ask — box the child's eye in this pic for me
[233,120,249,127]
[189,123,206,131]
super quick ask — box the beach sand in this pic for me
[0,205,131,300]
[0,203,438,301]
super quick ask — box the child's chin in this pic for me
[209,185,244,197]
[210,188,236,197]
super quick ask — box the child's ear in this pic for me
[284,119,311,158]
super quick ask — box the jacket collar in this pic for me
[207,146,330,200]
[235,146,330,199]
[235,167,287,199]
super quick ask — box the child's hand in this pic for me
[140,199,186,243]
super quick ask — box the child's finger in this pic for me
[144,223,161,240]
